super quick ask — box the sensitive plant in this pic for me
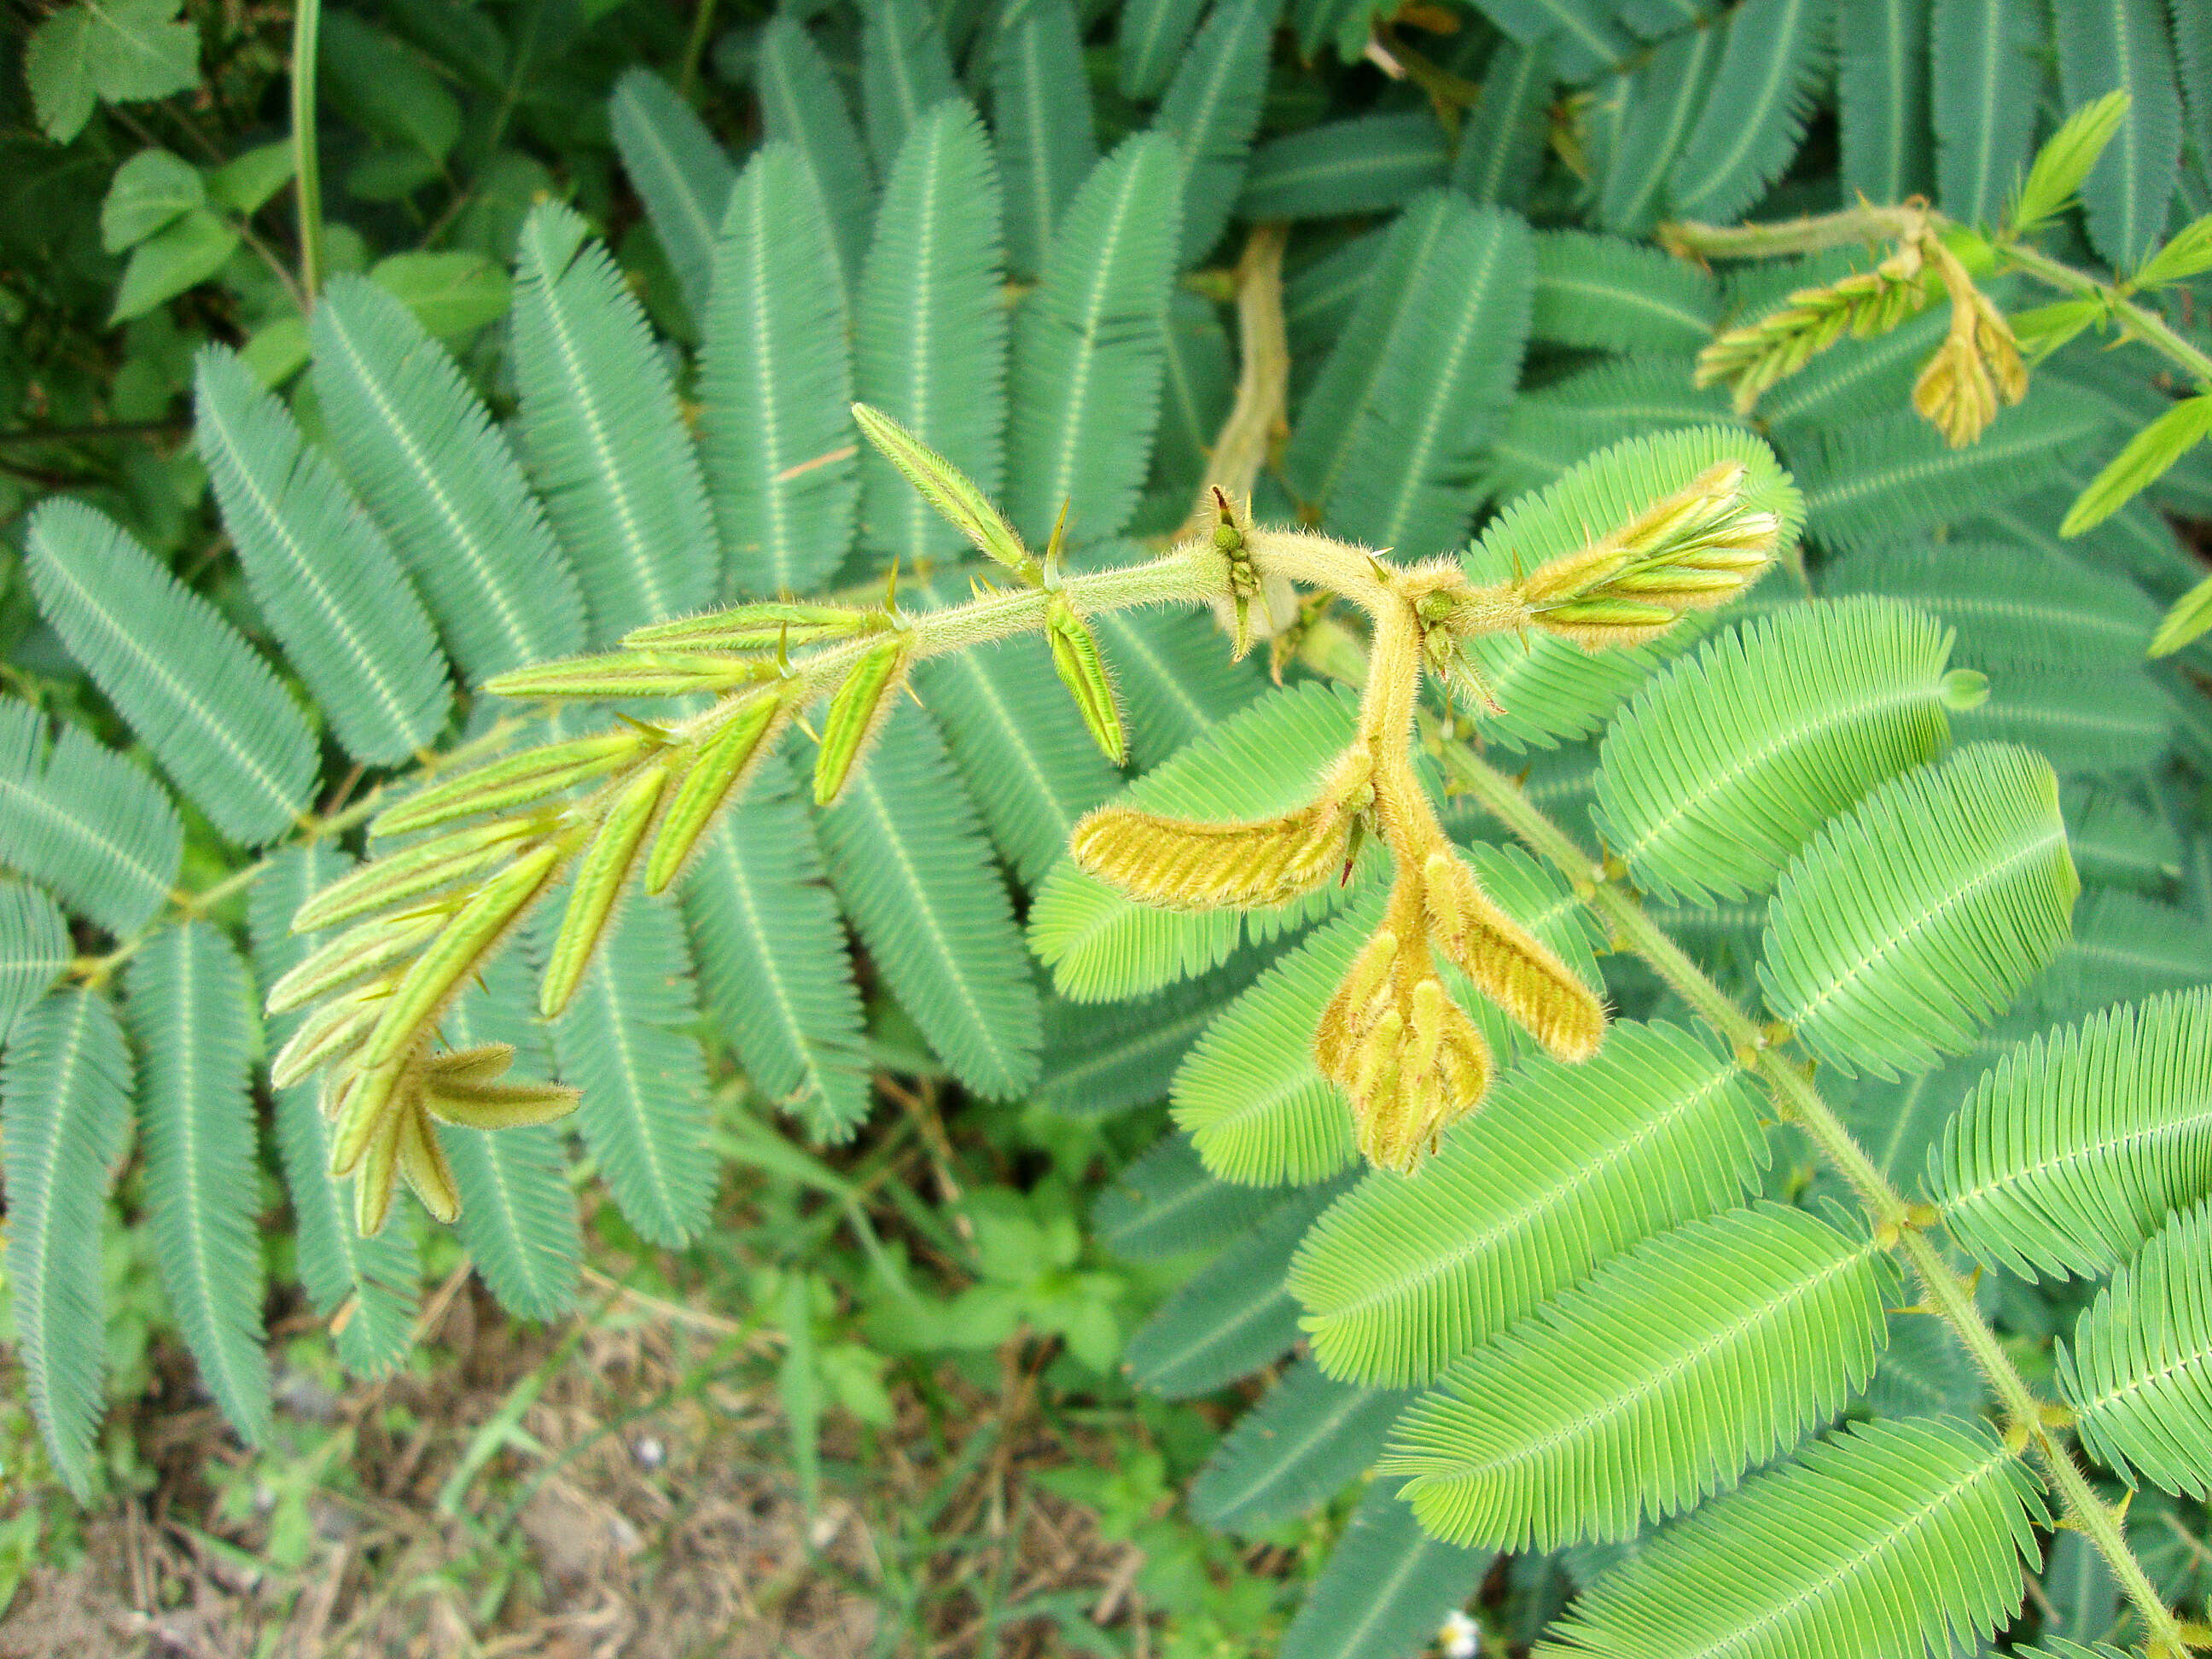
[3,2,2212,1656]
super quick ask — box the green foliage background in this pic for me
[1,1,2210,1655]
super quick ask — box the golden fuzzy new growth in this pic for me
[1076,539,1618,1174]
[273,394,1774,1214]
[1071,745,1373,911]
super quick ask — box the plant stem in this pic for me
[1432,735,2188,1656]
[1665,203,1921,261]
[1994,239,2212,390]
[70,713,532,988]
[677,0,721,103]
[1178,224,1289,538]
[291,0,327,303]
[1667,201,2212,399]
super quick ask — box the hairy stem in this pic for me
[1668,201,2212,396]
[1433,734,2187,1655]
[1995,239,2212,390]
[1180,224,1290,538]
[69,713,533,988]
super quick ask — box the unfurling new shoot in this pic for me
[274,404,1781,1223]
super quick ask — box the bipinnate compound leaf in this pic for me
[26,502,317,847]
[1291,1022,1767,1388]
[1532,1417,2044,1659]
[125,923,271,1444]
[1936,989,2212,1279]
[1761,742,2080,1077]
[1,987,134,1498]
[1382,1204,1890,1550]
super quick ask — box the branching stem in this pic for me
[1667,201,2212,394]
[1423,724,2188,1657]
[68,713,532,987]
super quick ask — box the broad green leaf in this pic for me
[319,10,458,160]
[1954,663,2174,779]
[1036,954,1269,1118]
[26,0,197,142]
[1150,290,1236,510]
[100,148,202,253]
[2064,784,2182,892]
[367,251,511,343]
[206,142,293,214]
[2031,891,2212,1019]
[1482,358,1741,506]
[109,209,238,324]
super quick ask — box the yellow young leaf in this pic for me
[1422,849,1604,1062]
[540,764,670,1017]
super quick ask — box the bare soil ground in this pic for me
[2,1270,1142,1659]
